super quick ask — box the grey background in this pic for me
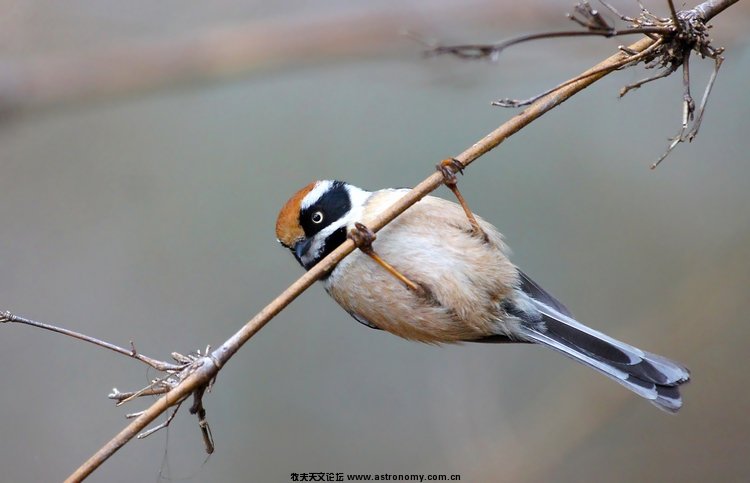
[1,1,749,482]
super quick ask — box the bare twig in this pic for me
[431,0,735,166]
[109,386,171,406]
[189,384,215,454]
[493,37,664,107]
[1,308,214,452]
[667,0,683,32]
[652,53,724,168]
[619,61,677,96]
[136,402,182,439]
[0,310,181,372]
[428,1,671,60]
[427,27,664,59]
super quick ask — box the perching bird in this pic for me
[275,169,690,412]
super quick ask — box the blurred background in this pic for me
[1,1,749,481]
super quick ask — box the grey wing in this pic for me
[517,269,573,317]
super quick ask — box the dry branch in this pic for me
[0,2,541,114]
[431,0,733,167]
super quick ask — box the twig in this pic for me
[619,61,677,96]
[0,310,181,372]
[652,53,723,168]
[1,308,214,452]
[432,0,735,166]
[137,402,182,439]
[189,384,215,454]
[492,37,664,107]
[667,0,683,32]
[428,1,672,60]
[427,27,666,59]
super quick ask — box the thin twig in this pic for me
[429,0,680,61]
[652,53,724,169]
[493,38,663,107]
[0,311,182,372]
[681,52,695,127]
[428,27,667,59]
[619,61,677,97]
[189,384,215,454]
[667,0,683,32]
[137,402,182,439]
[109,386,170,405]
[686,55,723,142]
[435,0,735,167]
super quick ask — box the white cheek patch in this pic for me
[344,184,371,228]
[301,215,349,267]
[300,248,319,268]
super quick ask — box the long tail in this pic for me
[514,273,690,413]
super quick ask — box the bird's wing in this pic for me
[517,269,573,317]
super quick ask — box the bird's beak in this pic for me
[294,238,311,264]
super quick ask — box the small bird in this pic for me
[275,165,690,412]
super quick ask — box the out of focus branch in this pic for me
[0,12,404,114]
[0,2,542,114]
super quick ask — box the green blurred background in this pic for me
[1,1,749,481]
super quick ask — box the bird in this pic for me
[275,163,690,412]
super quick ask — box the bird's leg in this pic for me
[348,222,422,293]
[437,158,488,241]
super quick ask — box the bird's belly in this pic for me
[325,210,518,343]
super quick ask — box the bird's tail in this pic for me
[517,298,690,413]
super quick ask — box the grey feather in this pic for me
[513,288,690,413]
[518,270,573,317]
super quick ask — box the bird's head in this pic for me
[275,180,370,270]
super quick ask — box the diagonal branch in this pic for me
[64,34,655,483]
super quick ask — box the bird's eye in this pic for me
[311,211,324,224]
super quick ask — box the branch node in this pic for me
[427,0,727,167]
[0,310,15,323]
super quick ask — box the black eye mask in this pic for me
[299,181,351,238]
